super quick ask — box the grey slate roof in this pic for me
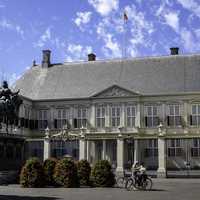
[14,54,200,100]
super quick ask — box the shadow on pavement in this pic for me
[0,195,59,200]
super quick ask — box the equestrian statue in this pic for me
[0,81,23,132]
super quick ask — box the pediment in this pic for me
[92,85,140,98]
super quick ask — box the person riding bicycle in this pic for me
[132,162,147,185]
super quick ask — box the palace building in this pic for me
[14,48,200,177]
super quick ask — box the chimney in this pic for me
[88,53,96,61]
[42,50,51,68]
[170,47,179,55]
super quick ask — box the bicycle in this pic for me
[116,171,131,188]
[126,173,153,191]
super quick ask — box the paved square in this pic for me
[0,179,200,200]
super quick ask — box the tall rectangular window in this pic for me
[56,109,69,129]
[167,105,181,127]
[144,139,158,157]
[126,106,136,127]
[191,105,200,126]
[96,106,105,128]
[38,110,48,129]
[191,138,200,157]
[168,139,182,157]
[144,105,159,127]
[111,106,120,127]
[77,107,87,128]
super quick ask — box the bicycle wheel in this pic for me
[141,177,153,190]
[126,178,135,191]
[117,177,125,188]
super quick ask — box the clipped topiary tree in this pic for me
[91,160,115,187]
[20,157,45,188]
[53,158,79,187]
[43,158,58,186]
[77,159,91,186]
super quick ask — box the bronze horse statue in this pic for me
[0,81,23,132]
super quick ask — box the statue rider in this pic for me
[0,81,19,109]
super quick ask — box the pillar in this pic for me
[102,140,106,160]
[116,136,124,175]
[157,136,166,178]
[89,104,95,128]
[134,139,139,163]
[79,139,86,160]
[86,140,90,162]
[43,137,51,161]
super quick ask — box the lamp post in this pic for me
[157,122,167,178]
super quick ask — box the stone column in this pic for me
[116,136,124,175]
[43,137,51,161]
[134,139,139,163]
[86,140,90,162]
[157,136,166,178]
[135,103,141,128]
[79,138,86,160]
[102,140,106,160]
[89,104,95,128]
[105,104,110,127]
[121,103,125,127]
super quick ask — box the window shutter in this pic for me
[44,120,48,128]
[34,120,38,129]
[25,119,29,128]
[145,116,148,127]
[20,118,25,127]
[167,116,170,126]
[190,115,193,126]
[14,118,19,126]
[54,119,57,129]
[74,118,77,128]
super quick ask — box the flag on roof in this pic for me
[124,12,128,21]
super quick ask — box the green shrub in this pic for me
[91,160,115,187]
[43,158,58,186]
[20,157,45,188]
[77,159,91,186]
[53,158,79,187]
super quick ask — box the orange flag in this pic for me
[124,12,128,21]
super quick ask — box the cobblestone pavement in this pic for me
[0,179,200,200]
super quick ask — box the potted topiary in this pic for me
[20,157,45,188]
[77,159,91,186]
[43,157,58,186]
[53,157,79,187]
[91,160,115,187]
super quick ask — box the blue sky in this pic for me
[0,0,200,85]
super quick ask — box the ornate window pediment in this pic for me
[92,85,140,98]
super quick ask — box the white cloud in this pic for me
[8,73,21,87]
[177,0,200,18]
[34,27,51,48]
[74,11,92,30]
[96,21,121,58]
[125,5,154,49]
[180,28,196,51]
[88,0,119,16]
[0,18,24,37]
[164,11,179,32]
[65,44,92,61]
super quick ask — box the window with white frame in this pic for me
[76,107,87,128]
[56,109,69,129]
[96,106,106,128]
[144,105,159,127]
[38,110,48,129]
[126,105,136,127]
[191,104,200,126]
[168,139,182,157]
[167,104,181,127]
[144,139,158,157]
[191,138,200,157]
[111,106,120,127]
